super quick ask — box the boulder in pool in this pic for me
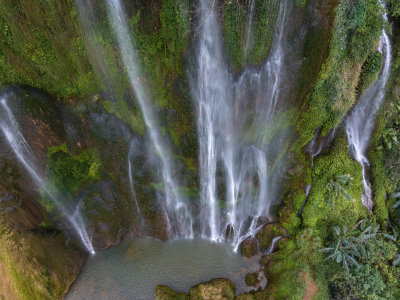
[189,278,236,300]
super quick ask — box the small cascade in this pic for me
[0,95,95,254]
[345,6,392,211]
[305,128,337,166]
[128,140,145,229]
[265,236,282,256]
[104,0,193,238]
[297,185,312,218]
[192,0,290,248]
[243,0,255,61]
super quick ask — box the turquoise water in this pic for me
[66,238,261,300]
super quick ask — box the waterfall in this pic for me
[192,0,234,241]
[104,0,193,238]
[128,140,145,229]
[0,95,95,254]
[345,6,392,211]
[243,0,255,61]
[192,0,290,248]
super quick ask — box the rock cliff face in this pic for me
[1,0,400,299]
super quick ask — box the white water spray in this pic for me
[346,5,391,211]
[0,95,95,254]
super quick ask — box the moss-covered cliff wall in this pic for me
[1,0,400,299]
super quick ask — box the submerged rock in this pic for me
[155,285,189,300]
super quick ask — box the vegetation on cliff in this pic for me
[1,0,400,299]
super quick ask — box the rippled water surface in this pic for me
[66,238,260,300]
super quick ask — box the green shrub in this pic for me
[41,143,102,210]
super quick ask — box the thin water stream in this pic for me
[345,5,392,211]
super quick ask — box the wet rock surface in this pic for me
[240,236,259,258]
[256,223,288,253]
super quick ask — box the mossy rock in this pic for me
[255,223,287,251]
[236,290,269,300]
[245,272,259,287]
[155,285,189,300]
[189,278,236,300]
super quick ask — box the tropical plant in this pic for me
[379,228,400,266]
[320,220,378,273]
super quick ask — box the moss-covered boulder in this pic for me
[236,290,269,300]
[245,273,259,287]
[155,285,189,300]
[189,278,236,300]
[256,223,288,252]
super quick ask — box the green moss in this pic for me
[103,99,145,135]
[357,51,383,95]
[155,285,189,300]
[0,0,98,98]
[0,218,84,300]
[387,0,400,16]
[303,136,365,231]
[132,0,190,108]
[223,0,280,69]
[297,0,383,147]
[296,0,308,7]
[41,143,102,210]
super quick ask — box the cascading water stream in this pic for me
[345,6,391,211]
[265,236,282,256]
[0,95,95,254]
[193,0,290,249]
[104,0,193,238]
[231,1,288,249]
[243,0,255,61]
[128,140,145,229]
[192,0,234,241]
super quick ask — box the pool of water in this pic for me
[66,238,262,300]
